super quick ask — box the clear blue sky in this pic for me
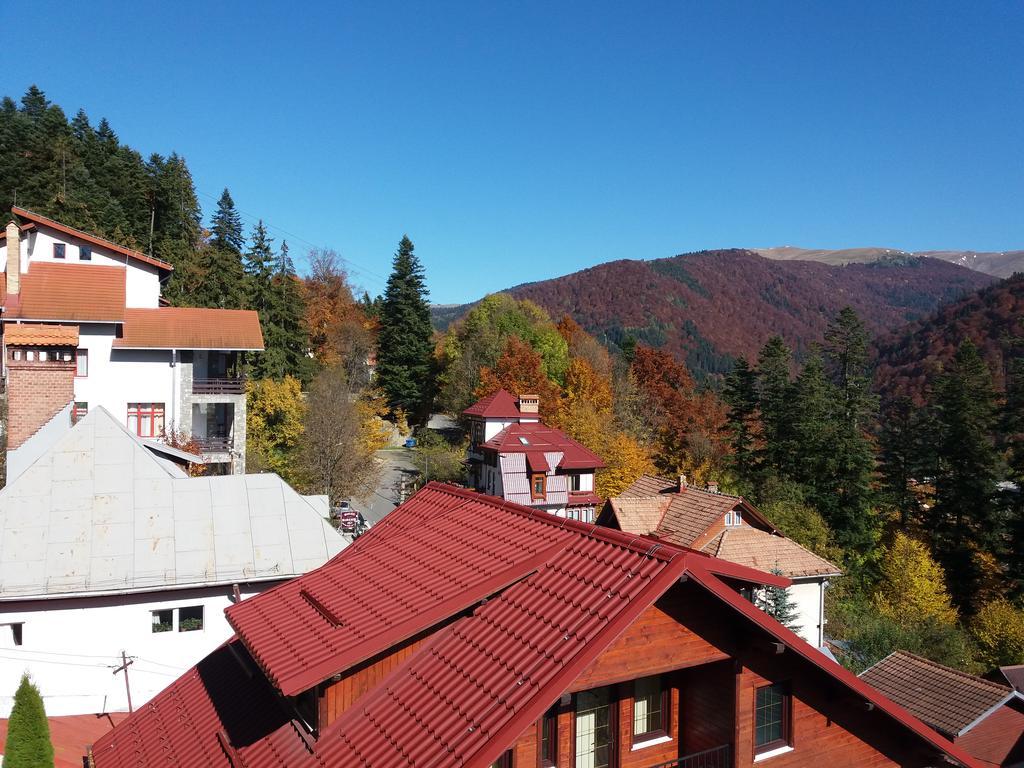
[6,1,1022,303]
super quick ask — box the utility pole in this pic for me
[112,651,134,713]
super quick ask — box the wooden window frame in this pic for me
[53,243,65,259]
[531,473,546,500]
[490,750,513,768]
[127,402,166,438]
[538,704,558,767]
[753,682,792,755]
[75,348,88,377]
[632,675,670,744]
[572,687,618,768]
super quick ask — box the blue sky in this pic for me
[5,1,1022,303]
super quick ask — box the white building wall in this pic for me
[73,324,184,433]
[788,579,827,647]
[0,226,162,308]
[0,582,277,717]
[483,419,516,441]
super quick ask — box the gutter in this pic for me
[0,573,297,603]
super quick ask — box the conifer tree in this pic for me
[756,337,796,479]
[723,357,760,488]
[4,673,54,768]
[758,567,801,632]
[929,340,1003,613]
[244,221,275,316]
[878,396,930,525]
[194,188,246,309]
[375,236,434,421]
[260,241,309,380]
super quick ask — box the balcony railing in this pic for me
[650,744,731,768]
[193,435,233,453]
[192,377,246,395]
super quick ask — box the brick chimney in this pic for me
[706,481,719,494]
[5,221,20,296]
[518,394,540,417]
[6,337,76,449]
[678,474,688,491]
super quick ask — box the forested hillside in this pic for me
[874,273,1024,402]
[440,249,994,382]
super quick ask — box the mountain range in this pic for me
[434,249,995,382]
[753,246,1024,279]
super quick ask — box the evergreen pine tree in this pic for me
[878,396,931,525]
[723,357,760,488]
[758,567,801,632]
[821,308,878,554]
[194,188,246,309]
[4,673,54,768]
[376,235,434,421]
[259,241,309,380]
[929,340,1003,613]
[244,220,276,315]
[756,337,796,480]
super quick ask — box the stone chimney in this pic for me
[678,474,688,491]
[518,394,540,416]
[5,221,21,296]
[6,337,77,450]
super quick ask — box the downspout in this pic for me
[170,349,177,433]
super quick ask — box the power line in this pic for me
[194,189,389,290]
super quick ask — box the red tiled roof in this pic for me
[113,308,264,350]
[12,207,173,272]
[1,262,126,321]
[93,484,787,768]
[0,712,128,768]
[860,651,1015,737]
[956,699,1024,767]
[90,484,979,768]
[463,388,522,418]
[3,323,79,346]
[482,422,605,469]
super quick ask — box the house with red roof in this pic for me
[464,389,605,521]
[87,482,980,768]
[2,209,264,476]
[600,474,842,648]
[861,651,1024,767]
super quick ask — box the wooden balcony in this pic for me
[192,377,246,395]
[193,435,233,453]
[650,744,731,768]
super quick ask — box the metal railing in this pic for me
[649,744,731,768]
[193,435,233,452]
[192,377,246,395]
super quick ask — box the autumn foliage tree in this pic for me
[873,532,958,627]
[475,337,562,424]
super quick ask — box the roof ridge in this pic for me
[421,483,684,561]
[12,206,173,270]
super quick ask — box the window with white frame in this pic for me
[725,509,743,527]
[75,348,88,377]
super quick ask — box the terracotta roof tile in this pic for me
[860,651,1013,737]
[607,495,671,534]
[701,527,841,578]
[12,207,172,272]
[113,307,264,350]
[0,713,128,768]
[956,699,1024,767]
[2,263,125,321]
[463,388,523,418]
[620,473,678,496]
[3,323,79,346]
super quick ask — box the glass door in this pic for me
[575,687,614,768]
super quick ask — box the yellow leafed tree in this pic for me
[873,532,958,626]
[246,376,307,483]
[971,599,1024,669]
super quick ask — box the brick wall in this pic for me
[7,358,75,449]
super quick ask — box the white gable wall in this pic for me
[0,225,162,308]
[0,583,274,716]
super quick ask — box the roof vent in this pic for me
[300,588,344,628]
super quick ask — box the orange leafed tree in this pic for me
[475,337,562,424]
[302,249,374,373]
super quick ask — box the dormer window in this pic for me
[725,509,743,527]
[531,473,546,500]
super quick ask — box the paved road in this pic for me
[351,448,419,527]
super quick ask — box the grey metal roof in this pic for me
[0,407,347,600]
